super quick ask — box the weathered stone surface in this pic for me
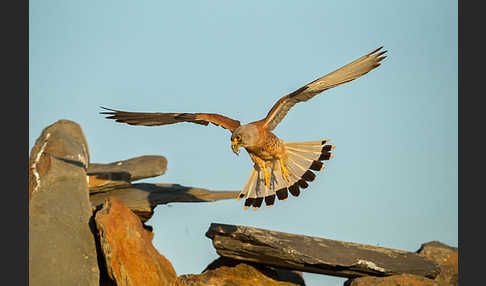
[95,196,177,286]
[90,183,239,222]
[175,257,302,286]
[206,223,440,279]
[344,274,439,286]
[29,120,99,286]
[29,119,90,201]
[88,155,167,193]
[202,257,306,286]
[417,241,458,286]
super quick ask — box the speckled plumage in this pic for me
[245,126,285,162]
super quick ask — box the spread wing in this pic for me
[100,107,241,132]
[262,47,387,131]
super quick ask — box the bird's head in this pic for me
[231,125,258,155]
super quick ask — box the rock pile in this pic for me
[29,120,458,286]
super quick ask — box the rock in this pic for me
[271,268,305,286]
[345,241,458,286]
[90,183,239,222]
[344,274,439,286]
[174,257,302,286]
[29,120,99,286]
[206,223,440,279]
[88,155,168,193]
[417,241,457,263]
[202,257,306,286]
[95,196,177,286]
[417,241,458,286]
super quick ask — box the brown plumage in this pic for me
[101,47,387,210]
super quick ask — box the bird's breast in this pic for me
[245,132,285,161]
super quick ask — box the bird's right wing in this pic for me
[101,107,241,132]
[261,47,387,131]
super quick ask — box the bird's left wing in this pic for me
[261,47,387,131]
[101,107,241,132]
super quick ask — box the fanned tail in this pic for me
[237,139,335,210]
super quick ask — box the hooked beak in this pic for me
[231,138,241,155]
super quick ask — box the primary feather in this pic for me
[262,47,387,130]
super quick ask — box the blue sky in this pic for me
[30,1,457,285]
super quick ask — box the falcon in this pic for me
[101,47,387,210]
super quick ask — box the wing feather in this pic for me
[262,47,387,130]
[100,107,241,132]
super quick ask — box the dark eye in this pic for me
[236,135,241,140]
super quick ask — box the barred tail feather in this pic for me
[238,168,257,200]
[238,139,335,210]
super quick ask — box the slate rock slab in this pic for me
[206,223,440,279]
[88,155,168,193]
[95,196,177,286]
[29,120,99,286]
[90,183,239,222]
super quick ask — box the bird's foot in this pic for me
[262,162,271,188]
[279,158,291,182]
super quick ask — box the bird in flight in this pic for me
[101,47,387,210]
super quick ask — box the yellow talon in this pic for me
[262,161,271,188]
[279,158,291,182]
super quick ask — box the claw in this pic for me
[279,158,291,182]
[262,161,271,188]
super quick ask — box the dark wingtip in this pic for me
[377,55,387,62]
[100,106,112,111]
[99,106,118,115]
[376,50,387,58]
[367,46,388,57]
[367,46,382,56]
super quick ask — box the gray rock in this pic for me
[88,155,168,193]
[29,120,99,286]
[206,223,440,279]
[90,183,239,222]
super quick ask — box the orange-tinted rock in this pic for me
[174,259,301,286]
[436,252,458,286]
[345,274,439,286]
[417,241,458,286]
[95,197,177,286]
[201,257,305,285]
